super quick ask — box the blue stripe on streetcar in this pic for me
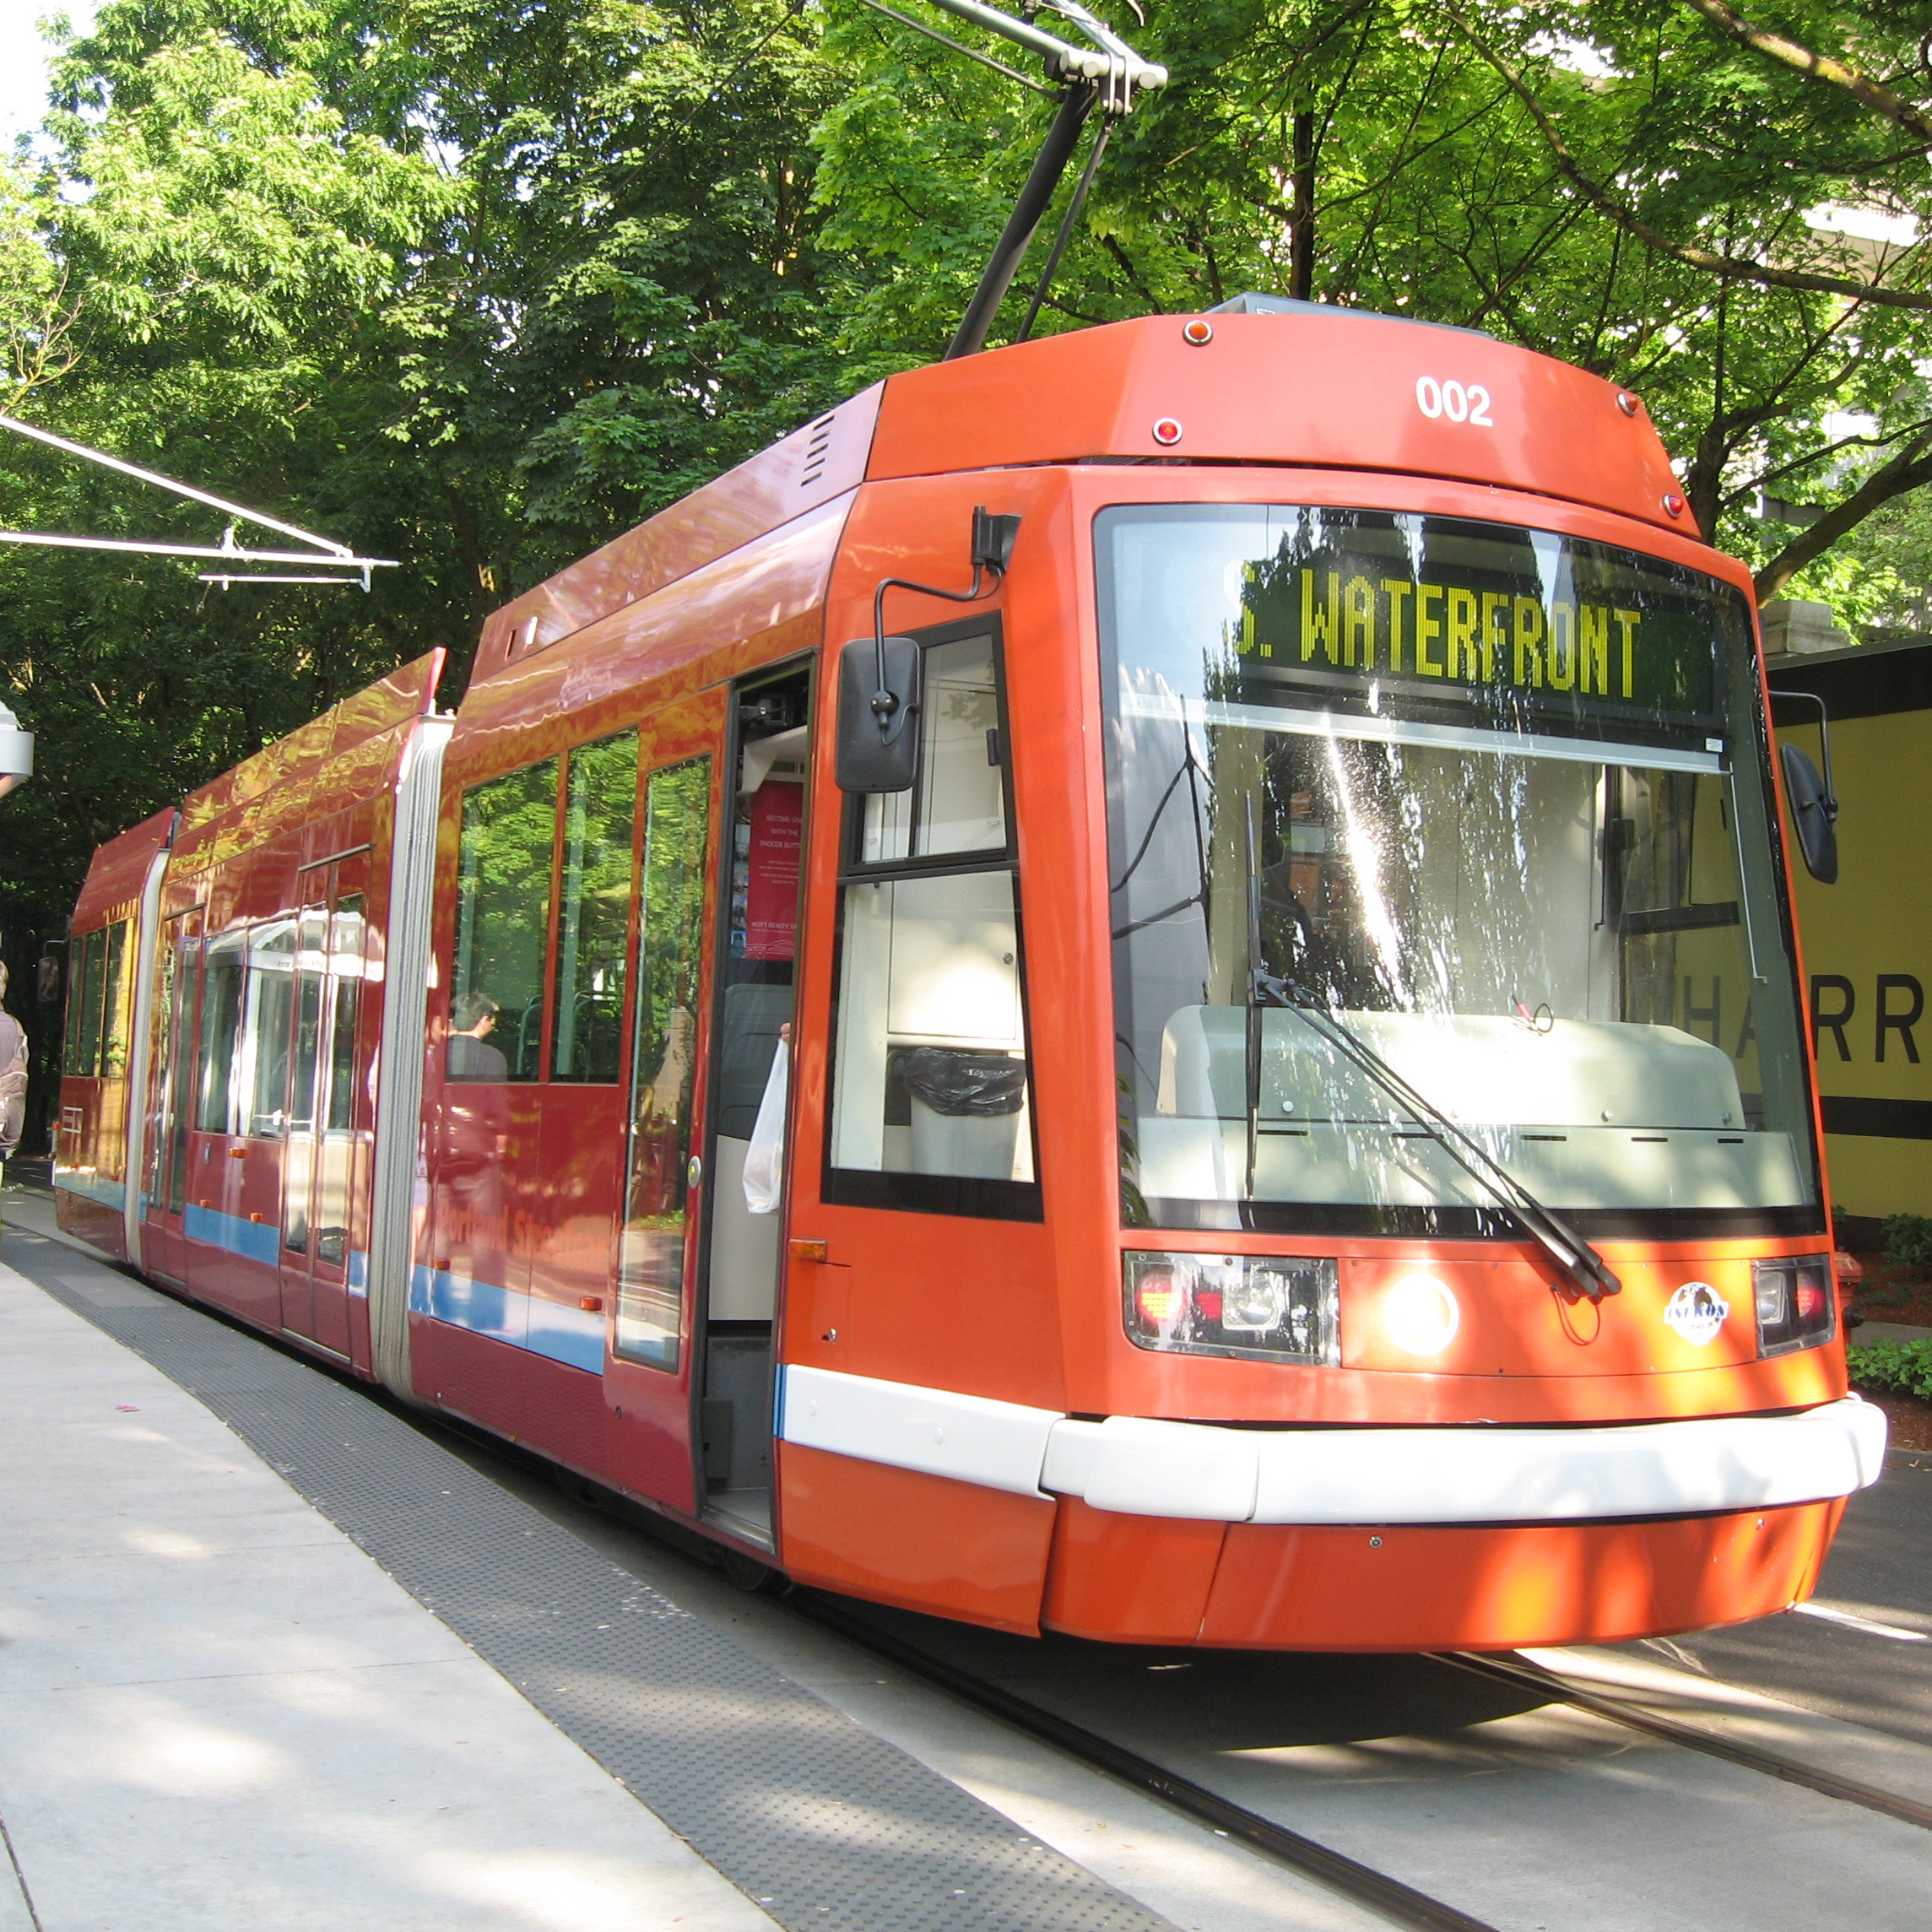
[183,1201,283,1265]
[409,1264,604,1374]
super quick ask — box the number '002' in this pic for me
[1415,376,1494,426]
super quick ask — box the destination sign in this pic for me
[1237,568,1641,697]
[1209,510,1729,728]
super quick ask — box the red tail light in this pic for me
[1123,1253,1339,1364]
[1134,1272,1184,1325]
[1753,1256,1836,1356]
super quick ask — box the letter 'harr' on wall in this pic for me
[1876,975,1924,1065]
[1810,974,1855,1061]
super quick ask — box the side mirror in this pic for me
[1780,743,1838,885]
[836,635,923,793]
[35,941,63,1004]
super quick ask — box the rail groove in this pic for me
[793,1594,1502,1932]
[1438,1649,1932,1834]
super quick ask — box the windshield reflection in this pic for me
[1101,506,1819,1231]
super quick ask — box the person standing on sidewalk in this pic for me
[0,962,27,1234]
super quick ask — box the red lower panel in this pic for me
[409,1313,608,1477]
[777,1443,1055,1634]
[1194,1500,1843,1651]
[1043,1499,1226,1643]
[346,1296,373,1377]
[187,1241,282,1334]
[53,1192,126,1260]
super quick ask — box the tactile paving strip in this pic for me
[8,1232,1177,1932]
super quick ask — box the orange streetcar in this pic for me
[54,298,1883,1651]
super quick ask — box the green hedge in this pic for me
[1847,1339,1932,1403]
[1883,1215,1932,1269]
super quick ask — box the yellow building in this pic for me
[1772,638,1932,1237]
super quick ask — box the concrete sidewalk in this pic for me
[0,1253,772,1932]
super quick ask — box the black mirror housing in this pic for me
[836,635,923,793]
[971,506,1021,576]
[1780,742,1838,885]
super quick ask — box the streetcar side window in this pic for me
[196,928,248,1135]
[861,633,1007,863]
[326,896,365,1133]
[62,931,89,1074]
[551,729,639,1083]
[243,921,295,1137]
[100,921,130,1076]
[74,926,106,1075]
[452,758,560,1081]
[829,623,1040,1219]
[62,922,133,1079]
[615,755,712,1371]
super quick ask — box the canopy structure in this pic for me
[0,413,395,590]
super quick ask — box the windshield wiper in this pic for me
[1242,813,1620,1302]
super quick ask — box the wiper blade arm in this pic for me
[1270,988,1622,1303]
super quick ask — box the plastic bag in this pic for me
[742,1040,789,1214]
[897,1047,1026,1117]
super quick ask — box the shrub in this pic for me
[1848,1338,1932,1404]
[1882,1215,1932,1270]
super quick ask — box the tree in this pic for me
[6,0,1932,1147]
[818,0,1932,608]
[0,0,879,1140]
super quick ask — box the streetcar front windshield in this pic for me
[1098,505,1821,1235]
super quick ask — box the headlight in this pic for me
[1753,1255,1836,1357]
[1381,1274,1461,1358]
[1123,1252,1339,1365]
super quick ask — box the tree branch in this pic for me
[1102,235,1162,311]
[1442,4,1932,312]
[1675,0,1932,147]
[1729,414,1932,511]
[1754,425,1932,603]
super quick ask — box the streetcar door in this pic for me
[694,665,810,1547]
[142,905,200,1284]
[279,853,368,1357]
[605,695,727,1513]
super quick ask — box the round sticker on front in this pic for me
[1664,1281,1730,1345]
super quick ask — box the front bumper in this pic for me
[779,1365,1887,1525]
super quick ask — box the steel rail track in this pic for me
[790,1594,1503,1932]
[1437,1649,1932,1834]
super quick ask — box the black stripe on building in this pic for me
[1821,1095,1932,1140]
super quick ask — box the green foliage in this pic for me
[1883,1213,1932,1270]
[817,0,1932,603]
[1847,1338,1932,1404]
[3,0,1932,1149]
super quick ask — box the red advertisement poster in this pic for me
[744,781,803,960]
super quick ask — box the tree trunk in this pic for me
[1755,430,1932,604]
[1290,111,1316,302]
